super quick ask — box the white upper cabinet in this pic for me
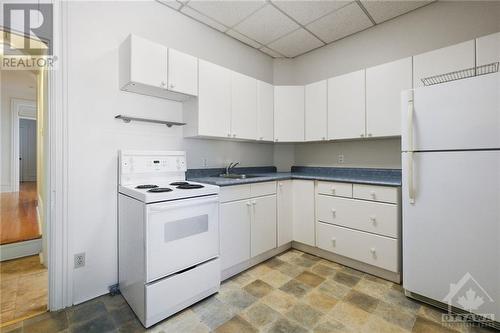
[366,57,412,137]
[413,40,475,88]
[476,32,500,66]
[167,48,198,96]
[274,86,305,142]
[257,81,274,142]
[327,70,366,140]
[119,35,197,101]
[231,72,257,140]
[305,80,328,141]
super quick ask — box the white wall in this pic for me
[66,1,275,304]
[274,1,500,168]
[0,71,37,192]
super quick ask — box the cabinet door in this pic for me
[198,60,232,138]
[366,57,412,137]
[257,81,274,142]
[293,180,315,246]
[167,48,198,96]
[476,32,500,66]
[274,86,305,142]
[327,70,365,140]
[413,40,475,88]
[130,35,167,88]
[231,72,257,140]
[277,180,293,246]
[251,195,277,257]
[220,200,251,270]
[305,80,327,141]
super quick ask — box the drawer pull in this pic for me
[369,216,376,225]
[246,202,252,207]
[370,248,377,258]
[331,187,336,194]
[370,190,376,198]
[331,208,336,216]
[331,237,336,246]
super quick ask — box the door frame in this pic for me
[11,98,37,192]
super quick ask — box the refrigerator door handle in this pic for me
[408,151,415,204]
[407,90,414,152]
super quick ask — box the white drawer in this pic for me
[219,184,251,203]
[316,222,399,272]
[317,181,352,198]
[353,184,398,203]
[316,196,399,238]
[251,181,276,197]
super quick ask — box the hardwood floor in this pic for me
[0,182,41,245]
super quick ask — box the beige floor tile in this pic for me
[329,301,372,330]
[261,289,297,314]
[309,263,338,278]
[412,316,460,333]
[230,272,255,287]
[285,302,324,329]
[374,300,417,331]
[344,289,380,313]
[243,280,273,298]
[241,302,282,329]
[259,269,291,289]
[295,271,325,287]
[317,279,351,299]
[354,277,392,299]
[247,264,273,278]
[362,315,410,333]
[215,315,257,333]
[304,291,338,313]
[313,318,354,333]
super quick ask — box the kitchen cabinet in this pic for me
[119,34,198,101]
[476,32,500,66]
[305,80,328,141]
[251,195,277,257]
[274,86,305,142]
[277,180,293,246]
[413,40,475,88]
[366,57,412,137]
[293,180,315,246]
[257,81,274,142]
[231,72,257,140]
[220,199,251,270]
[184,59,232,138]
[327,70,366,140]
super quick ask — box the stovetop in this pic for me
[120,180,219,203]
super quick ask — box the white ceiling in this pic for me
[158,0,434,58]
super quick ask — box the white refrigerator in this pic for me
[401,73,500,326]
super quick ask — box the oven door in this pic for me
[145,195,219,282]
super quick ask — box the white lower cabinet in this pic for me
[277,181,293,246]
[220,199,251,271]
[251,195,277,257]
[292,180,315,246]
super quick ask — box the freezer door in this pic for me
[402,151,500,319]
[402,73,500,151]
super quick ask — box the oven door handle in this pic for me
[148,195,219,213]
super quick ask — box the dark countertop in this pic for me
[187,166,402,187]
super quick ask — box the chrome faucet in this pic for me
[225,162,240,175]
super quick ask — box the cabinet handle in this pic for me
[275,138,279,142]
[169,84,175,89]
[246,202,252,207]
[252,200,256,205]
[160,81,166,87]
[331,187,336,194]
[369,216,376,224]
[370,190,376,198]
[368,133,372,137]
[322,137,326,140]
[370,248,377,256]
[232,134,236,138]
[227,133,231,137]
[331,208,336,215]
[331,237,336,246]
[360,133,365,137]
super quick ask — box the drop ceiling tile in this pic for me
[260,47,283,58]
[181,6,228,32]
[268,28,324,58]
[157,0,183,10]
[187,1,266,28]
[226,29,262,49]
[361,0,433,24]
[234,4,300,45]
[272,0,352,25]
[307,2,373,43]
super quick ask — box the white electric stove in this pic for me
[118,150,221,328]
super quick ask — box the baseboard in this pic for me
[0,239,42,261]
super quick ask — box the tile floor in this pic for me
[1,250,497,333]
[0,255,47,324]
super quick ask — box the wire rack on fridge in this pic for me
[421,62,499,86]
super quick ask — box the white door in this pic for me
[231,72,257,140]
[274,86,304,142]
[328,70,366,140]
[277,180,293,246]
[130,35,168,88]
[167,48,198,96]
[413,40,475,88]
[305,80,327,141]
[476,32,500,66]
[402,150,500,319]
[251,195,277,257]
[366,57,412,137]
[220,199,251,270]
[19,118,37,182]
[402,73,500,152]
[292,180,315,246]
[198,60,232,138]
[257,81,274,142]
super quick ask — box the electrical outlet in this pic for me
[337,154,344,164]
[74,253,85,268]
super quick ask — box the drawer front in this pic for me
[353,184,398,203]
[219,184,251,203]
[317,181,352,198]
[316,222,399,272]
[251,181,276,197]
[316,196,398,238]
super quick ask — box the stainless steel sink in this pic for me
[217,174,260,179]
